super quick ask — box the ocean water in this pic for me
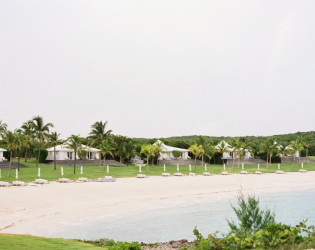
[50,188,315,243]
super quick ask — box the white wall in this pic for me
[0,151,4,161]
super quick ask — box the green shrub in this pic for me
[109,241,141,250]
[79,150,88,160]
[33,148,48,163]
[99,238,115,246]
[227,193,275,233]
[173,150,181,159]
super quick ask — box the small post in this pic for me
[258,163,260,170]
[189,164,191,171]
[139,165,142,173]
[38,168,40,177]
[107,165,109,174]
[0,169,1,178]
[177,164,179,172]
[80,166,83,175]
[61,167,64,176]
[224,164,226,171]
[16,168,18,179]
[278,163,280,170]
[205,164,207,171]
[163,164,166,172]
[242,163,244,170]
[302,162,304,169]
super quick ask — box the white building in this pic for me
[0,148,7,162]
[154,140,190,160]
[46,144,100,161]
[215,141,252,159]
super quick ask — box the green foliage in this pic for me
[193,220,315,249]
[109,241,141,250]
[78,150,87,159]
[173,150,181,158]
[227,193,275,233]
[99,238,115,246]
[33,148,48,163]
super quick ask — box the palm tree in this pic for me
[21,121,34,162]
[140,145,155,172]
[288,140,304,168]
[2,130,16,177]
[14,130,28,170]
[89,121,112,165]
[49,132,62,170]
[153,142,163,166]
[67,135,82,174]
[98,140,115,171]
[230,138,239,171]
[0,120,7,138]
[261,138,275,169]
[188,144,204,171]
[215,141,231,165]
[194,136,208,167]
[30,116,54,167]
[123,140,136,164]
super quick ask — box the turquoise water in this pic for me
[51,188,315,243]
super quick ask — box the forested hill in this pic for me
[134,131,315,147]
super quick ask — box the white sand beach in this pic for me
[1,172,315,238]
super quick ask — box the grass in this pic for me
[0,234,105,250]
[0,158,315,183]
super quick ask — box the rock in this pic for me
[136,174,146,178]
[34,179,48,184]
[174,173,183,176]
[162,173,170,177]
[189,172,196,176]
[0,181,10,187]
[203,172,211,176]
[12,181,25,186]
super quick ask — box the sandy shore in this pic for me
[0,172,315,237]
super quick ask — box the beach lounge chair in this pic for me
[174,172,183,176]
[255,171,262,175]
[0,181,10,187]
[203,172,211,176]
[58,178,71,183]
[299,169,307,173]
[34,179,48,184]
[136,174,146,178]
[189,172,196,176]
[221,171,229,175]
[240,171,248,174]
[276,170,284,174]
[162,173,170,177]
[77,177,88,182]
[12,181,25,186]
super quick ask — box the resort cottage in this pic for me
[0,148,7,162]
[215,141,252,159]
[154,140,190,160]
[46,144,100,161]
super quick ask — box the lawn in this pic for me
[0,158,314,183]
[0,234,104,250]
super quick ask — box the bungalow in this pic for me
[46,144,100,161]
[154,140,190,160]
[0,148,7,162]
[215,141,252,159]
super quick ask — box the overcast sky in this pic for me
[0,0,314,138]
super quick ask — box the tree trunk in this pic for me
[292,155,295,168]
[54,146,56,170]
[36,143,41,167]
[103,155,106,171]
[194,156,197,171]
[146,157,149,172]
[18,152,20,171]
[266,153,268,169]
[269,155,272,168]
[151,157,154,168]
[74,149,76,174]
[238,158,240,168]
[232,156,235,171]
[24,148,28,162]
[8,150,12,177]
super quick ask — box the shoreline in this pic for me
[0,172,315,239]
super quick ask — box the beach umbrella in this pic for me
[177,164,179,172]
[189,164,191,172]
[80,166,83,175]
[61,167,64,176]
[16,168,18,179]
[107,165,109,174]
[163,164,166,172]
[38,168,40,177]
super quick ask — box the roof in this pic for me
[154,140,189,152]
[0,148,7,152]
[47,144,100,152]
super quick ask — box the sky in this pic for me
[0,0,314,139]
